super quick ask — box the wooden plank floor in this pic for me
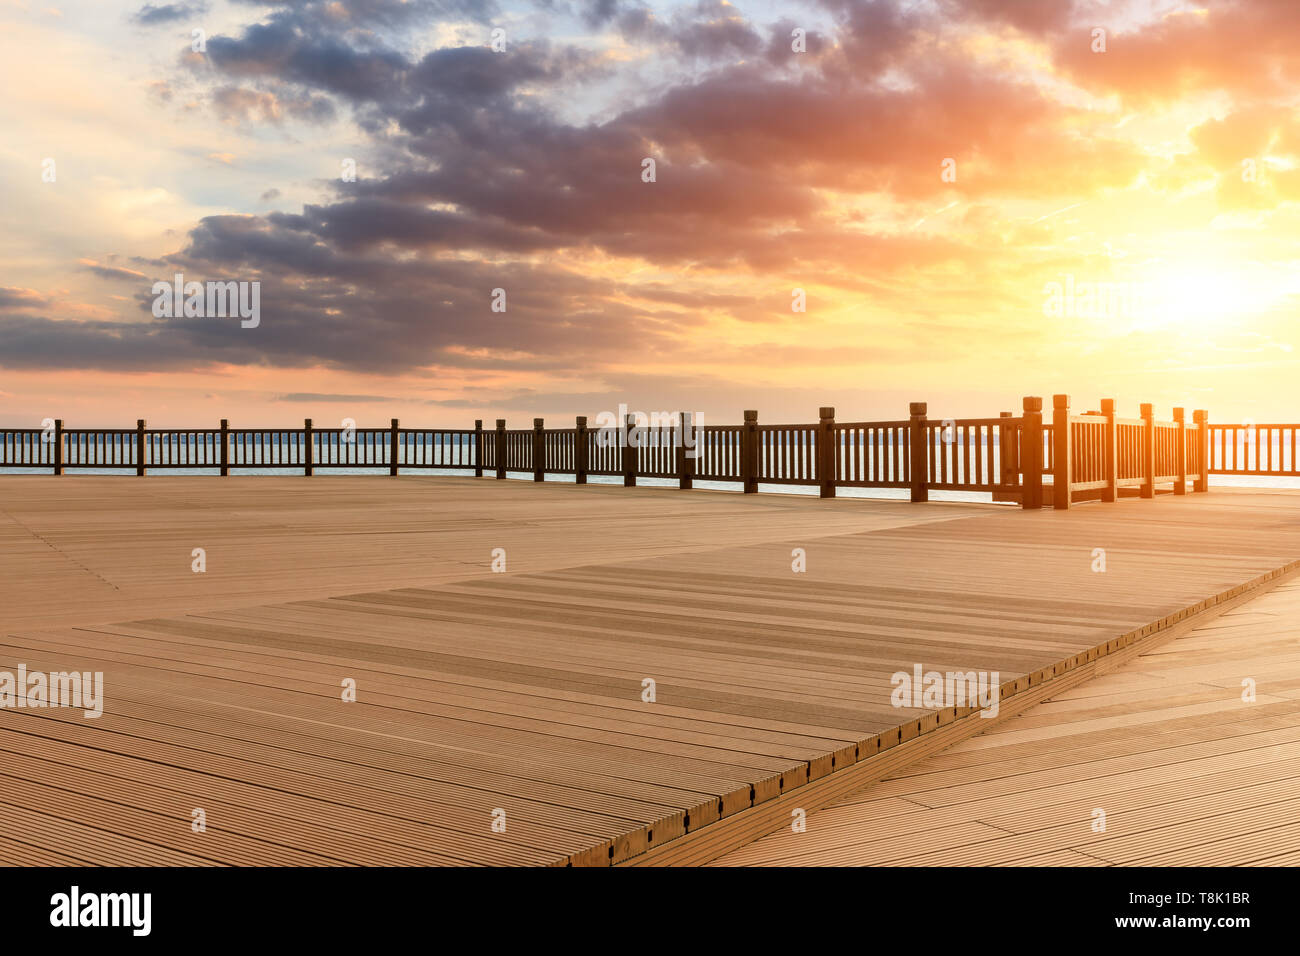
[0,475,961,634]
[712,576,1300,866]
[3,477,1300,865]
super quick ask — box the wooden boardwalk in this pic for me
[2,477,1300,865]
[711,574,1300,866]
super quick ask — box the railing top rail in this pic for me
[1211,422,1297,429]
[836,419,910,429]
[1069,414,1107,424]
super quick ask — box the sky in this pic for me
[1,0,1299,428]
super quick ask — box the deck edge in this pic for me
[605,557,1300,867]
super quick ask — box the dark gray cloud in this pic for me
[227,0,499,27]
[132,2,207,26]
[578,0,630,27]
[277,392,398,402]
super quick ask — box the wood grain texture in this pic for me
[2,477,1300,866]
[712,577,1300,866]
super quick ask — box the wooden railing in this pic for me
[1039,397,1207,508]
[1,398,1214,509]
[1207,423,1300,476]
[0,419,478,476]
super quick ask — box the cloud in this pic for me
[131,2,206,26]
[211,86,336,125]
[1050,0,1300,102]
[277,392,398,402]
[0,287,49,312]
[79,259,148,281]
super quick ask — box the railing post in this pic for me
[1101,399,1117,503]
[495,419,506,479]
[1194,410,1209,492]
[1174,407,1187,495]
[998,411,1015,491]
[622,414,637,487]
[1140,402,1155,498]
[220,419,229,476]
[908,402,929,502]
[136,419,146,476]
[743,410,758,493]
[677,411,693,490]
[818,407,836,499]
[304,418,314,476]
[575,416,588,484]
[53,418,63,475]
[474,419,483,477]
[1020,397,1042,510]
[389,418,399,476]
[533,418,545,482]
[1052,394,1071,510]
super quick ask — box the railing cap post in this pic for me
[909,402,927,417]
[534,417,544,429]
[1100,398,1115,415]
[576,415,587,427]
[391,418,398,427]
[305,418,312,427]
[819,406,835,421]
[1193,409,1207,423]
[137,419,146,428]
[744,409,757,423]
[1173,407,1185,421]
[495,419,506,429]
[999,410,1012,418]
[1022,397,1041,413]
[1140,402,1153,418]
[1053,394,1069,409]
[474,419,482,428]
[221,418,229,427]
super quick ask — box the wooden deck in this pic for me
[2,477,1300,865]
[711,574,1300,866]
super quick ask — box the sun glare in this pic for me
[1142,261,1280,333]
